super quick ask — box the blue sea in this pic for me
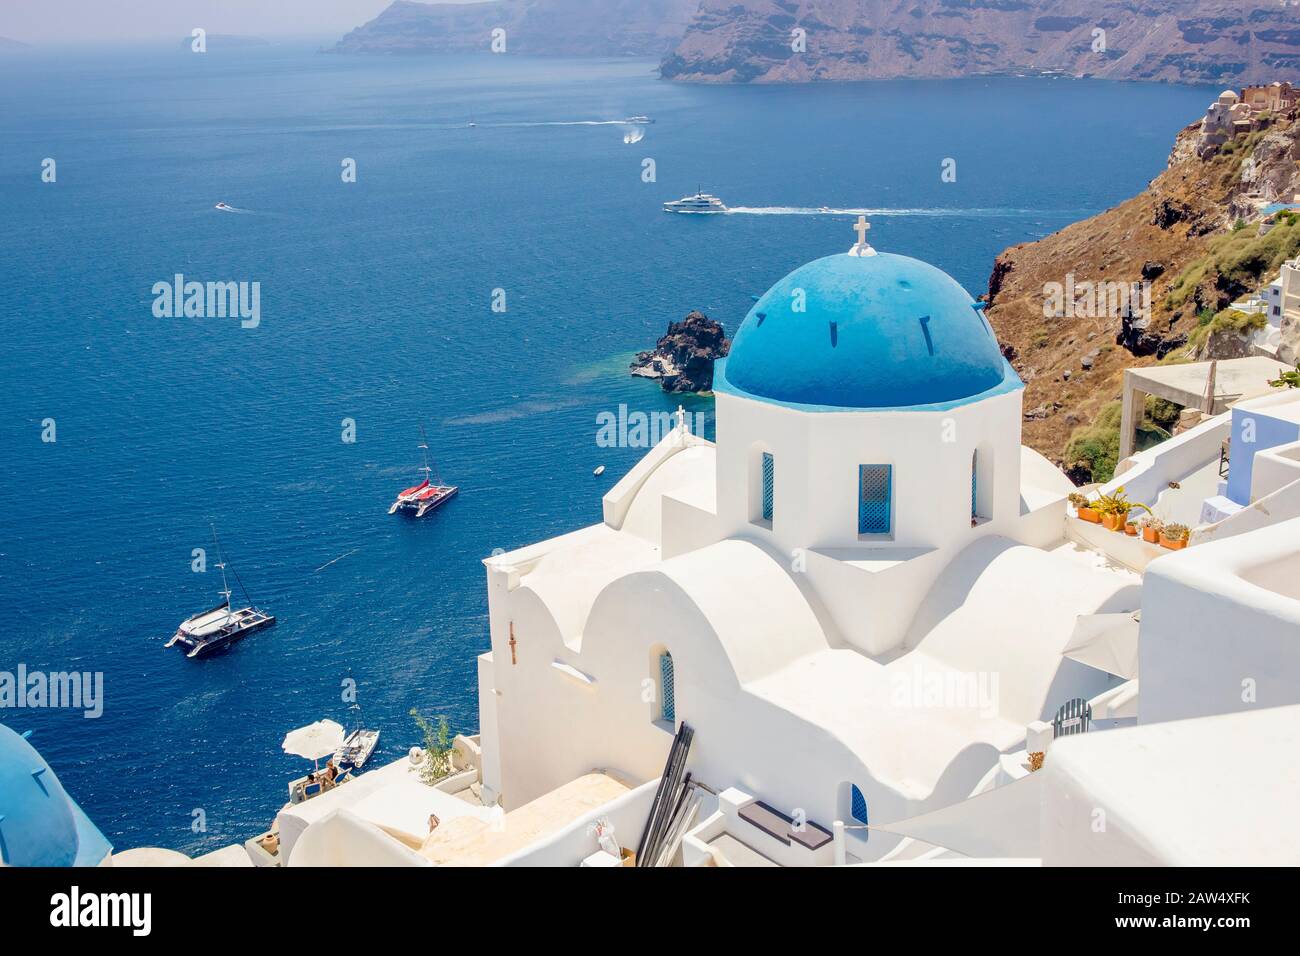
[0,42,1212,854]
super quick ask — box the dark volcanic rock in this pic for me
[1141,260,1166,280]
[1116,308,1187,358]
[631,311,731,393]
[1064,460,1094,486]
[986,255,1014,306]
[1152,199,1191,230]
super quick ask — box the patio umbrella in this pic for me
[1200,359,1219,415]
[1063,611,1141,680]
[282,719,345,765]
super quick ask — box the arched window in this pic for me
[972,446,993,522]
[850,785,869,827]
[658,651,675,725]
[761,452,775,522]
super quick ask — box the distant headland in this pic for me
[326,0,1300,88]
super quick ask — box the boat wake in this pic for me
[725,206,1079,217]
[499,120,628,128]
[214,202,254,214]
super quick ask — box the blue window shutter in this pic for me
[659,652,675,724]
[858,465,892,534]
[761,453,774,521]
[850,785,869,826]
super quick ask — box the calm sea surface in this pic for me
[0,44,1211,853]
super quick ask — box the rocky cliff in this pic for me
[661,1,1300,85]
[631,311,731,392]
[329,0,700,56]
[984,105,1300,482]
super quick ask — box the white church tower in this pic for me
[712,220,1028,653]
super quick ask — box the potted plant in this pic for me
[1069,492,1100,523]
[1139,515,1162,544]
[1124,518,1139,535]
[1160,522,1190,550]
[1095,486,1149,532]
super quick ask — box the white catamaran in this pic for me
[166,525,275,659]
[332,704,381,773]
[389,425,458,518]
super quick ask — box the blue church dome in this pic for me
[0,724,112,867]
[716,251,1020,411]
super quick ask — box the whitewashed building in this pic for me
[472,235,1147,863]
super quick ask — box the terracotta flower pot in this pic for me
[1142,527,1159,543]
[1102,511,1128,531]
[1160,533,1188,550]
[1077,507,1101,523]
[1124,523,1138,536]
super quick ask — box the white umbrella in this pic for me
[1063,611,1141,680]
[282,719,345,764]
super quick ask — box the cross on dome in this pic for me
[849,214,876,257]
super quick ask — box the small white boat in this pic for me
[594,465,606,476]
[215,202,233,211]
[663,189,727,214]
[626,115,654,124]
[333,728,380,772]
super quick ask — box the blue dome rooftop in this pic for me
[0,723,112,867]
[716,251,1020,411]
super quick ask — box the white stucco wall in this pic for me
[1140,515,1300,723]
[1041,706,1300,865]
[713,389,1025,554]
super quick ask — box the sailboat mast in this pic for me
[418,424,432,482]
[211,524,233,623]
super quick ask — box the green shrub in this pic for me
[1187,307,1267,351]
[1145,395,1181,430]
[1065,401,1123,482]
[410,708,456,784]
[1066,399,1173,483]
[1165,216,1300,311]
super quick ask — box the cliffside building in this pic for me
[1196,85,1292,157]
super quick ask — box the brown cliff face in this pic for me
[661,1,1300,85]
[330,0,701,56]
[984,110,1300,474]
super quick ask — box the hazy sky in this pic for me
[0,0,403,44]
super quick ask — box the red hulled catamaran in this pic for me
[389,425,458,518]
